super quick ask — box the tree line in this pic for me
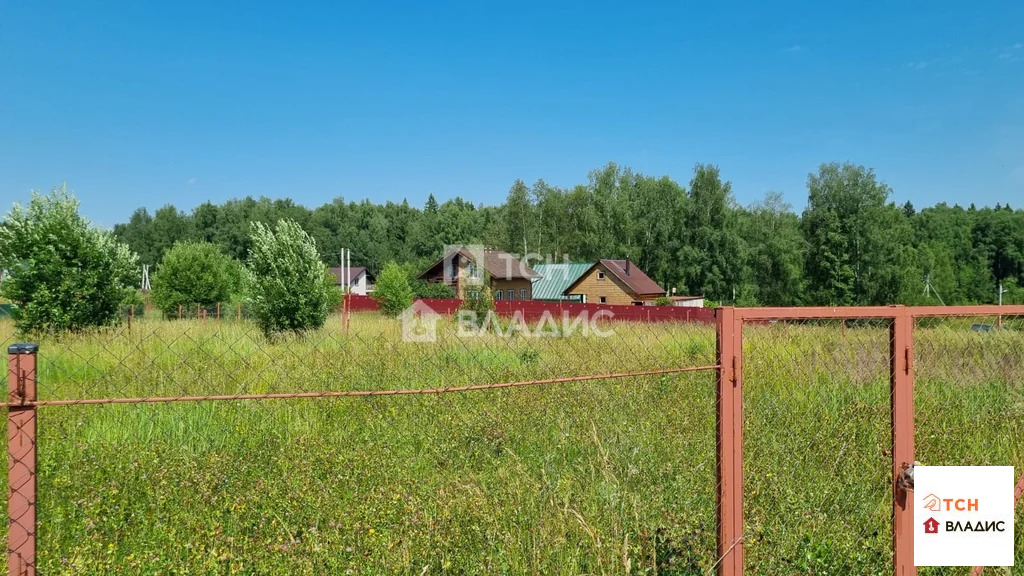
[112,162,1024,306]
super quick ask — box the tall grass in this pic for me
[0,314,1020,574]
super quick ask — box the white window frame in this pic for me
[507,289,515,301]
[494,289,503,301]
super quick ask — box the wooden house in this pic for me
[563,259,665,305]
[418,247,541,300]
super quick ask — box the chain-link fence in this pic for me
[118,301,254,323]
[3,305,1022,574]
[914,312,1024,576]
[742,316,893,574]
[723,306,1024,576]
[4,308,723,574]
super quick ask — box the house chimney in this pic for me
[625,261,631,276]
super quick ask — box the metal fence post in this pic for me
[7,343,38,576]
[891,308,916,576]
[716,307,744,576]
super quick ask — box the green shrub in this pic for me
[150,242,243,317]
[124,290,146,318]
[458,282,495,329]
[0,185,138,332]
[246,219,339,336]
[653,296,673,306]
[374,261,414,317]
[413,280,456,299]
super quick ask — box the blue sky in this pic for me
[2,1,1022,226]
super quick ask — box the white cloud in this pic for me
[996,43,1022,62]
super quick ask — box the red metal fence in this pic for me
[2,305,1022,573]
[128,295,717,324]
[346,294,717,323]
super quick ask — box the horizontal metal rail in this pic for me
[0,365,720,408]
[736,304,1024,320]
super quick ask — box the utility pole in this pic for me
[924,273,946,306]
[998,282,1006,329]
[345,248,352,332]
[338,248,351,331]
[141,264,152,315]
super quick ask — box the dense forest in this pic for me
[112,162,1024,307]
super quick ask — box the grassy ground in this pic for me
[0,314,1021,574]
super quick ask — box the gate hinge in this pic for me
[14,370,27,405]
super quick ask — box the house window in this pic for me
[494,289,502,301]
[598,272,606,280]
[520,289,527,300]
[467,262,478,279]
[507,289,515,300]
[599,296,607,303]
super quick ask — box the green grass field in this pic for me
[0,314,1021,575]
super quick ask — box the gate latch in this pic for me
[897,461,919,492]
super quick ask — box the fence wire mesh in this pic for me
[742,317,894,575]
[6,305,1020,574]
[2,308,724,573]
[914,313,1024,575]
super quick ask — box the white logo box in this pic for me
[914,466,1015,567]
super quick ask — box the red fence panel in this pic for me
[345,294,716,324]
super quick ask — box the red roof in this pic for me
[564,259,664,297]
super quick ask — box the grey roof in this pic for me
[328,267,371,285]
